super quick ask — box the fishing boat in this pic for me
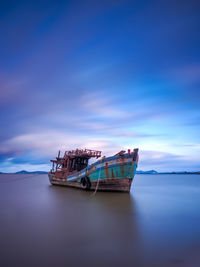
[48,148,139,192]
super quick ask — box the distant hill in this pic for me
[0,170,199,175]
[136,170,200,174]
[15,170,48,174]
[136,170,158,174]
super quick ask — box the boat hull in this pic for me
[49,173,132,192]
[48,152,138,192]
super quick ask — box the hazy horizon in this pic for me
[0,0,200,173]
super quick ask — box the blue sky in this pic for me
[0,0,200,172]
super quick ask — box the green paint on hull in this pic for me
[89,162,137,181]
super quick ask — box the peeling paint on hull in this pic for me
[49,174,133,192]
[49,152,138,192]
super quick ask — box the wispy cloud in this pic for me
[169,64,200,85]
[139,150,200,172]
[0,0,199,172]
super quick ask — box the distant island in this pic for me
[136,170,200,174]
[0,170,48,174]
[0,170,199,174]
[15,170,48,174]
[136,170,158,174]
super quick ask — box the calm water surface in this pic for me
[0,174,200,267]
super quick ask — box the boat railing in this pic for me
[64,149,101,158]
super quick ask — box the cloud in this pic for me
[174,143,200,149]
[169,64,200,85]
[138,150,200,172]
[162,65,200,107]
[0,129,122,160]
[0,0,200,172]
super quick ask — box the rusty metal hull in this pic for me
[48,151,138,192]
[49,172,133,192]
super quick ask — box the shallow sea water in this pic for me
[0,174,200,267]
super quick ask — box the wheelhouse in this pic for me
[50,149,101,175]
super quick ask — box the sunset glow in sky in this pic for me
[0,0,200,172]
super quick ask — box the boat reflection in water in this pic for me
[1,173,200,266]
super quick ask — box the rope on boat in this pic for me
[92,156,104,196]
[93,166,101,195]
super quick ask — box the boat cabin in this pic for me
[50,149,101,174]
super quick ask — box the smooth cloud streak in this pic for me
[0,0,200,172]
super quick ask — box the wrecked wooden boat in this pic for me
[48,148,139,192]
